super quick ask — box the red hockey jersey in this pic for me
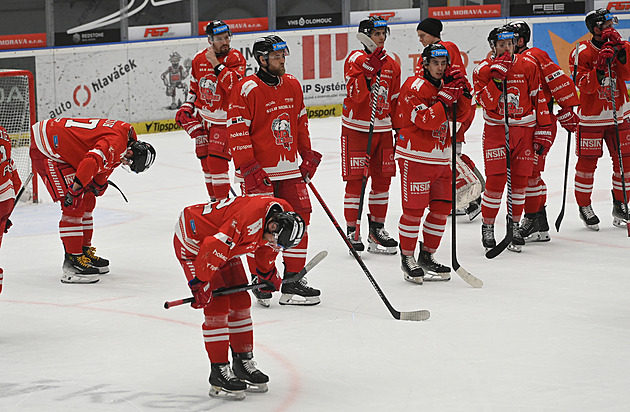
[228,73,311,181]
[395,76,471,165]
[571,40,630,127]
[31,118,133,186]
[189,48,246,125]
[522,47,579,109]
[473,54,551,127]
[174,196,292,282]
[0,127,22,202]
[342,49,401,133]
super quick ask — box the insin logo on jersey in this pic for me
[410,182,430,194]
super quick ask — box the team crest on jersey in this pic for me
[432,121,448,145]
[598,75,619,102]
[374,83,390,115]
[498,87,524,116]
[271,112,294,150]
[199,76,221,103]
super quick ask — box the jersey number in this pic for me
[202,197,236,215]
[64,119,100,129]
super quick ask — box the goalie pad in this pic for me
[455,155,482,209]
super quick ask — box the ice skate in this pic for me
[481,223,496,251]
[465,197,482,221]
[367,215,398,255]
[279,273,320,306]
[400,247,424,284]
[61,253,100,284]
[508,222,524,253]
[232,351,269,393]
[346,226,365,254]
[417,242,451,281]
[251,274,272,307]
[209,363,246,400]
[83,246,110,274]
[578,205,600,231]
[519,212,542,243]
[612,190,629,228]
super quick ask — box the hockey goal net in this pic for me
[0,69,37,202]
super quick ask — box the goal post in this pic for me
[0,69,38,203]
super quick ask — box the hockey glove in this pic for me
[299,149,322,180]
[490,52,512,81]
[437,83,464,108]
[533,126,553,155]
[176,103,206,141]
[256,267,282,292]
[240,158,271,194]
[188,277,212,309]
[602,28,624,47]
[4,218,12,233]
[557,107,579,133]
[443,67,465,84]
[63,178,85,211]
[595,44,615,72]
[88,180,108,197]
[360,47,387,78]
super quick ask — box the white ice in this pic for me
[2,109,630,411]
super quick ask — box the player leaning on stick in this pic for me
[173,195,305,399]
[570,9,630,230]
[507,20,580,242]
[30,118,155,284]
[394,44,471,284]
[228,35,322,307]
[473,26,551,253]
[341,16,401,254]
[0,126,22,294]
[176,20,246,201]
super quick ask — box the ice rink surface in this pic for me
[2,109,630,411]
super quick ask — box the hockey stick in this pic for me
[164,250,328,309]
[486,81,514,259]
[555,46,580,232]
[306,178,430,321]
[107,180,128,202]
[14,172,34,205]
[451,104,483,288]
[607,61,630,236]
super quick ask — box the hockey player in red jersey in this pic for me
[416,17,482,221]
[228,35,322,307]
[395,44,471,284]
[473,26,551,252]
[342,16,401,254]
[0,126,23,294]
[570,9,630,230]
[174,195,305,399]
[176,20,246,201]
[30,118,155,284]
[507,20,580,242]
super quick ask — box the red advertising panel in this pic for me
[198,18,268,35]
[0,33,47,50]
[429,5,501,20]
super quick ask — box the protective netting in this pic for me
[0,69,35,201]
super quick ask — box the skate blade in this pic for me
[60,274,100,284]
[94,266,109,274]
[507,244,522,253]
[524,232,550,243]
[367,243,398,255]
[403,274,423,285]
[581,221,600,231]
[467,208,481,221]
[348,249,363,256]
[278,294,321,306]
[209,386,245,400]
[244,382,268,393]
[256,298,271,308]
[613,217,628,228]
[423,272,451,282]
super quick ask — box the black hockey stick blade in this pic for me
[107,180,128,202]
[485,221,513,259]
[356,32,378,53]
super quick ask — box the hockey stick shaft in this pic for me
[13,172,34,206]
[451,105,483,288]
[307,178,430,321]
[607,61,630,236]
[164,250,328,309]
[555,48,580,232]
[354,71,381,242]
[107,180,128,202]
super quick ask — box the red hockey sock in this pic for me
[202,297,230,364]
[398,211,423,256]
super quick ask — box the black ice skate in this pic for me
[507,222,525,253]
[578,205,600,231]
[367,215,398,255]
[346,226,365,254]
[209,362,246,400]
[535,206,551,242]
[61,253,100,284]
[400,247,424,284]
[279,272,320,306]
[417,242,451,281]
[251,274,272,308]
[465,196,482,221]
[82,246,110,274]
[481,223,496,251]
[612,190,629,228]
[232,351,269,393]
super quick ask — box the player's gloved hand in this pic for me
[256,267,282,292]
[602,28,623,47]
[299,149,322,180]
[188,277,212,309]
[63,179,85,211]
[360,47,387,78]
[595,44,615,71]
[437,83,464,107]
[176,102,206,140]
[490,52,512,81]
[443,67,465,84]
[88,179,108,197]
[557,106,579,133]
[240,158,271,194]
[4,218,12,233]
[533,126,553,155]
